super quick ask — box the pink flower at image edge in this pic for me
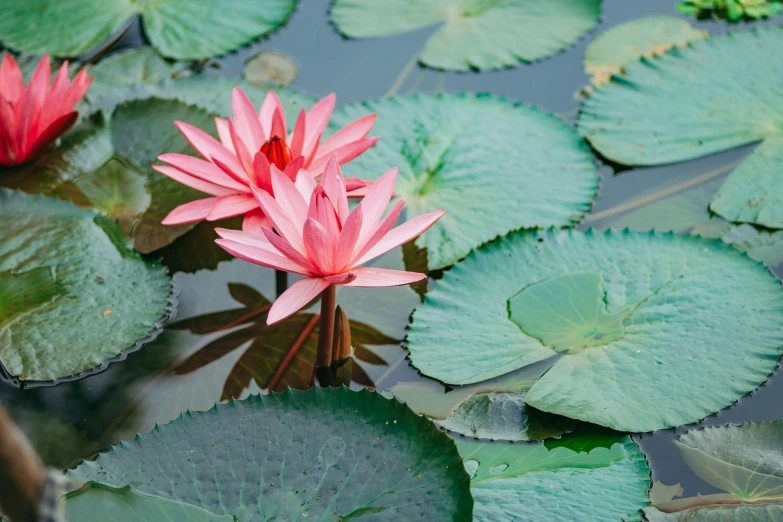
[153,87,379,234]
[215,157,444,325]
[0,54,91,167]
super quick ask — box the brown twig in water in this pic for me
[267,314,320,391]
[0,404,44,522]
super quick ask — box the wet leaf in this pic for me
[158,217,241,274]
[408,228,783,432]
[677,0,782,21]
[0,190,172,381]
[645,502,783,521]
[457,430,650,521]
[0,0,298,60]
[332,94,599,269]
[70,388,473,521]
[66,483,238,521]
[244,50,298,87]
[584,16,707,87]
[578,26,783,229]
[0,267,61,326]
[721,224,783,268]
[331,0,601,71]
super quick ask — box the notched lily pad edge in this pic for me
[0,281,179,390]
[326,0,605,72]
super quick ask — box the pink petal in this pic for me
[270,107,286,140]
[215,238,311,275]
[316,193,341,240]
[288,108,306,158]
[258,90,284,138]
[267,277,331,325]
[152,165,236,197]
[343,267,426,287]
[308,136,379,175]
[253,152,272,193]
[317,113,376,159]
[270,164,308,231]
[19,111,77,163]
[355,209,444,266]
[303,217,336,274]
[162,197,220,225]
[335,205,362,271]
[159,153,248,192]
[252,185,307,255]
[295,168,317,203]
[231,87,264,151]
[0,98,18,165]
[242,209,271,235]
[215,227,276,252]
[227,117,255,183]
[206,194,258,221]
[174,121,246,180]
[350,199,405,266]
[302,93,335,161]
[321,156,350,224]
[345,177,371,192]
[262,227,316,273]
[0,54,23,104]
[214,117,236,154]
[355,167,398,249]
[61,68,91,111]
[17,55,51,151]
[283,155,304,180]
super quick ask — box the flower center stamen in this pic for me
[260,135,292,169]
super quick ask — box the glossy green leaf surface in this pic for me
[333,93,599,269]
[0,190,171,381]
[458,431,650,521]
[0,0,297,60]
[0,267,61,327]
[331,0,601,71]
[70,388,473,521]
[645,502,783,521]
[408,229,783,432]
[66,483,238,521]
[578,26,783,229]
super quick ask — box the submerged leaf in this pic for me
[332,93,598,269]
[408,228,783,432]
[331,0,601,71]
[70,388,473,521]
[244,50,298,87]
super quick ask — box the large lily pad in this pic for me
[332,93,599,269]
[330,0,601,71]
[578,26,783,229]
[584,16,707,86]
[0,190,172,382]
[70,387,473,521]
[458,430,651,521]
[0,0,298,60]
[407,228,783,432]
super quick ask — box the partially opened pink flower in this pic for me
[0,54,91,167]
[215,157,444,324]
[153,87,379,234]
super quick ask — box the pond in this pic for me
[1,0,783,520]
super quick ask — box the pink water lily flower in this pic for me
[153,87,379,234]
[0,54,91,167]
[215,157,444,324]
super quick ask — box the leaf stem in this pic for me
[316,285,337,370]
[385,49,421,98]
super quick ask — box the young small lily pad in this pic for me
[331,0,601,71]
[408,228,783,432]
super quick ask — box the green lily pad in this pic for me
[332,93,599,269]
[578,26,783,229]
[0,267,62,326]
[645,502,783,521]
[70,387,473,521]
[458,430,651,521]
[407,228,783,432]
[584,16,707,86]
[0,0,298,60]
[722,224,783,267]
[330,0,601,71]
[0,190,172,382]
[66,482,238,521]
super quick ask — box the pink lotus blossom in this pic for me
[153,87,379,234]
[0,54,91,167]
[215,157,444,325]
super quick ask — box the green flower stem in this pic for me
[316,284,337,371]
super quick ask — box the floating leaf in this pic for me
[721,224,783,268]
[66,482,238,521]
[0,190,172,382]
[677,0,783,21]
[408,228,783,432]
[0,267,61,326]
[584,16,707,86]
[458,431,650,521]
[331,0,601,71]
[578,26,783,229]
[645,502,783,521]
[70,388,473,521]
[332,93,598,269]
[0,0,298,60]
[244,50,298,87]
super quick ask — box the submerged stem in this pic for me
[316,284,337,370]
[384,49,421,98]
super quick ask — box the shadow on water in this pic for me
[1,0,781,505]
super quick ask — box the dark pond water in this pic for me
[1,0,781,507]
